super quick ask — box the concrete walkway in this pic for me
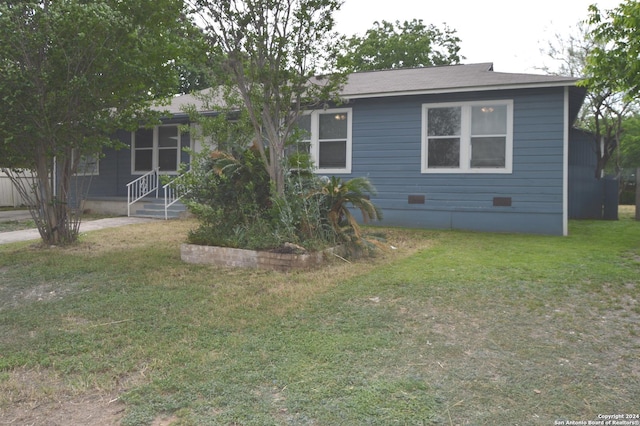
[0,211,154,245]
[0,209,32,222]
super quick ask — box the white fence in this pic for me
[0,171,32,207]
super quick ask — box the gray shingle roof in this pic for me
[160,63,581,115]
[339,63,580,99]
[158,88,220,115]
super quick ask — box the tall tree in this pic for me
[338,19,463,72]
[580,1,640,178]
[0,0,192,245]
[190,0,346,195]
[541,13,638,179]
[585,1,640,100]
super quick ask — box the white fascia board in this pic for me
[341,81,577,101]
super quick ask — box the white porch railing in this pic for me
[126,168,160,217]
[162,170,191,220]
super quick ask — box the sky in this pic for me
[333,0,623,74]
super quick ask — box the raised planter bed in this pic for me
[181,243,331,271]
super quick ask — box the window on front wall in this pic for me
[294,108,352,174]
[292,114,312,156]
[422,100,513,173]
[132,125,181,174]
[73,150,99,176]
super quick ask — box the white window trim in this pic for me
[131,125,181,175]
[303,108,353,174]
[421,100,513,174]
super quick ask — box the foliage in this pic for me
[181,83,382,252]
[542,10,640,179]
[322,176,383,244]
[174,24,216,95]
[578,1,640,178]
[184,145,276,249]
[189,0,346,195]
[618,114,640,204]
[268,171,336,250]
[181,88,257,153]
[0,0,192,245]
[620,114,640,169]
[181,132,382,251]
[585,1,640,101]
[182,148,363,251]
[337,19,463,72]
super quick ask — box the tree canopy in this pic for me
[584,1,640,101]
[0,0,194,244]
[337,19,463,72]
[578,0,640,178]
[191,0,346,195]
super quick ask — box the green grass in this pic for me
[0,212,639,425]
[0,219,35,232]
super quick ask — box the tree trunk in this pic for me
[269,142,285,196]
[34,150,59,244]
[31,146,79,245]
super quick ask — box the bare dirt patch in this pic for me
[0,281,79,311]
[149,415,180,426]
[0,368,126,426]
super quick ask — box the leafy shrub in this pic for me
[182,141,382,254]
[182,144,277,249]
[321,176,383,239]
[269,170,337,251]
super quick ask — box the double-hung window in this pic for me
[295,108,352,174]
[422,100,513,173]
[131,125,181,174]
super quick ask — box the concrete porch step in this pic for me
[131,198,187,219]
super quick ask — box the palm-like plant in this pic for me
[321,176,383,240]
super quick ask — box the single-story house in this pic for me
[78,62,606,235]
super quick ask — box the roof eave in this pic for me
[159,110,219,123]
[341,81,579,101]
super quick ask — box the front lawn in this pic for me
[0,211,638,425]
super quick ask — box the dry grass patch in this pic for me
[0,367,126,426]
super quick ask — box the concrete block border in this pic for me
[180,243,330,271]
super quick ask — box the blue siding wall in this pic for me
[336,88,568,235]
[83,129,192,198]
[568,128,600,218]
[78,87,574,235]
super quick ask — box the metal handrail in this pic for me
[126,168,159,217]
[162,170,191,220]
